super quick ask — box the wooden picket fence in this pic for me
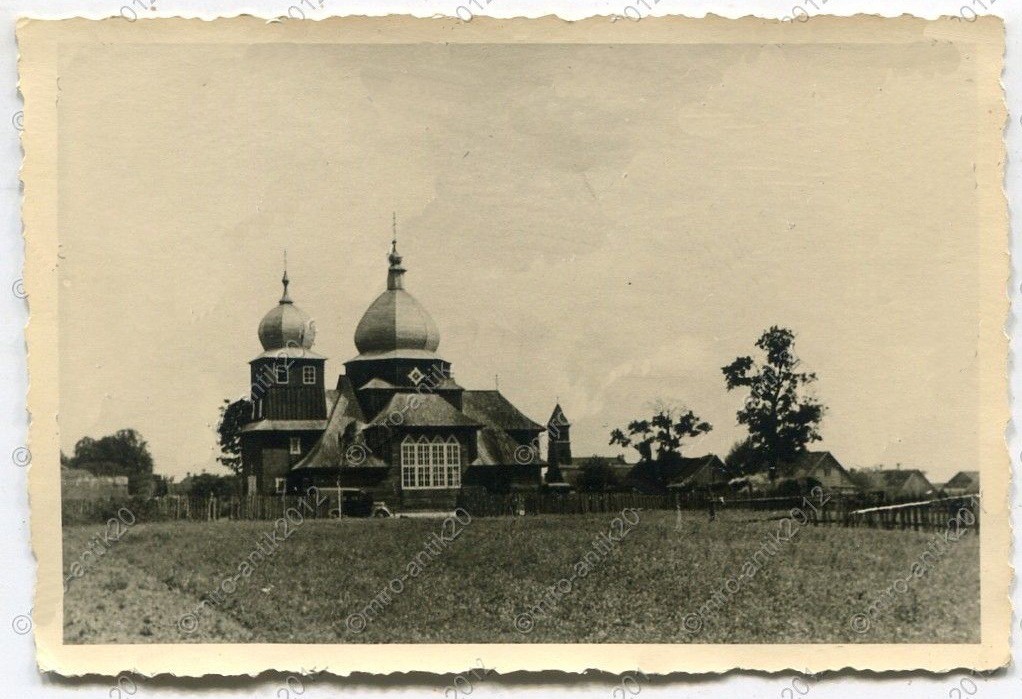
[62,491,980,533]
[841,495,980,532]
[456,491,673,517]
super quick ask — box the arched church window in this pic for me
[401,436,417,488]
[416,436,431,487]
[400,435,462,490]
[445,436,461,488]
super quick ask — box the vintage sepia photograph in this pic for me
[19,14,1009,676]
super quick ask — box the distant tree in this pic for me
[188,473,237,499]
[216,397,252,475]
[70,428,155,496]
[722,326,825,481]
[609,402,712,466]
[576,457,621,493]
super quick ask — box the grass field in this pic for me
[62,509,979,644]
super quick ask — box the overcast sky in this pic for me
[55,38,985,482]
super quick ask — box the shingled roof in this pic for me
[291,379,385,470]
[369,393,480,428]
[474,426,532,466]
[461,390,543,432]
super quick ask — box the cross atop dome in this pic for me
[387,212,405,290]
[280,250,292,304]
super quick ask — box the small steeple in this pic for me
[387,212,406,291]
[548,403,570,429]
[545,402,571,483]
[280,250,292,304]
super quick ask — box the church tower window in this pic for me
[275,363,289,383]
[289,437,301,455]
[302,366,316,384]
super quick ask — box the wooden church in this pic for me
[239,235,569,511]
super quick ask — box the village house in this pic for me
[732,451,861,496]
[239,239,562,511]
[851,468,935,502]
[776,451,861,494]
[624,454,728,495]
[664,455,732,493]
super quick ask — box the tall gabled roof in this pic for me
[291,378,384,470]
[462,390,543,432]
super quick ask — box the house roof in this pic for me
[570,455,628,467]
[666,455,731,488]
[619,455,726,494]
[775,451,844,478]
[369,393,480,428]
[461,390,543,432]
[850,468,932,491]
[945,470,980,488]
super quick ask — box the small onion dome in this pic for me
[258,270,316,351]
[353,240,440,355]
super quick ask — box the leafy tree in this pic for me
[609,402,712,466]
[188,472,237,499]
[722,326,825,481]
[70,428,155,496]
[724,437,768,476]
[576,457,621,493]
[216,397,253,475]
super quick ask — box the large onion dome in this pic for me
[258,271,316,351]
[353,240,440,355]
